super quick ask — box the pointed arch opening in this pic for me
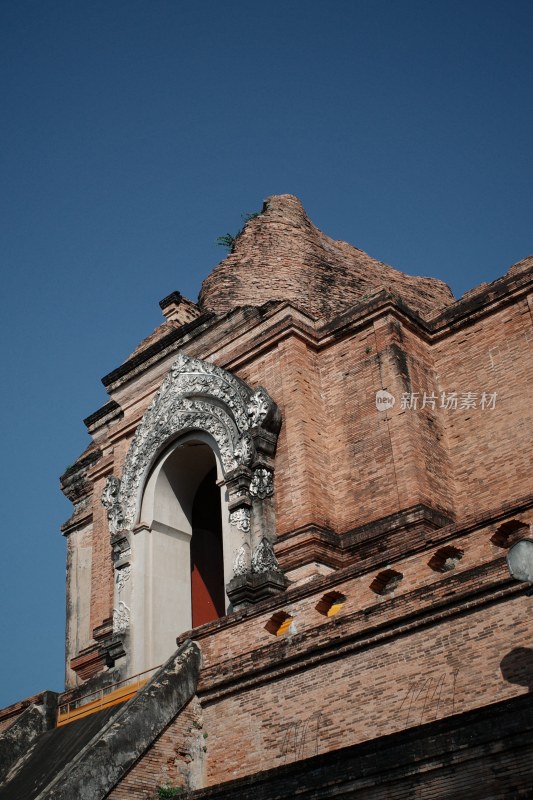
[131,433,235,673]
[106,353,282,677]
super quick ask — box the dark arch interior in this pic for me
[190,466,225,627]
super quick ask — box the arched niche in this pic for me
[131,432,240,673]
[101,354,285,676]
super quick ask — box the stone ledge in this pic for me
[83,400,121,430]
[276,504,454,572]
[227,571,289,608]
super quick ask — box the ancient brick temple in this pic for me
[1,195,533,799]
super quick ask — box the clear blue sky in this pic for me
[0,0,531,708]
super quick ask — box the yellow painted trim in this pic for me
[57,680,147,727]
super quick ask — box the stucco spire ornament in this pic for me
[252,538,280,574]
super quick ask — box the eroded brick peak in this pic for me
[199,194,455,320]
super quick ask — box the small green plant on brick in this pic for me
[215,210,261,252]
[157,784,184,799]
[215,232,236,251]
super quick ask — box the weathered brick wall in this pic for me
[199,595,530,786]
[89,475,114,639]
[435,293,533,518]
[237,337,333,534]
[191,512,530,668]
[222,285,531,540]
[170,693,533,800]
[101,502,532,793]
[318,315,454,533]
[65,522,93,687]
[107,516,532,794]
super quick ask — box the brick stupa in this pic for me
[1,195,532,800]
[200,194,454,320]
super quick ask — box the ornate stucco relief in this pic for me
[252,538,280,573]
[230,507,251,532]
[113,601,130,635]
[116,565,131,593]
[250,468,274,499]
[233,543,250,576]
[247,388,271,426]
[115,354,279,532]
[101,475,126,534]
[234,432,255,466]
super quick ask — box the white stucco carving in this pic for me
[117,354,277,529]
[113,601,130,634]
[230,507,251,533]
[252,537,280,573]
[233,544,250,576]
[116,565,131,592]
[247,388,270,427]
[101,475,126,534]
[102,474,120,508]
[234,432,255,466]
[250,468,274,499]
